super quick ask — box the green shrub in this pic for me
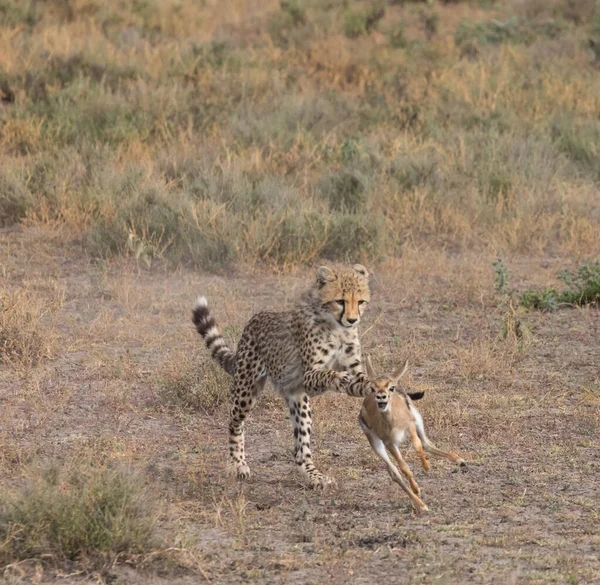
[259,211,328,264]
[455,17,527,47]
[389,153,439,192]
[520,287,560,311]
[321,214,384,262]
[343,5,384,38]
[520,260,600,310]
[0,464,157,567]
[319,170,367,213]
[557,260,600,305]
[388,22,407,48]
[343,11,367,38]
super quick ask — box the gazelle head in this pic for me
[365,356,409,412]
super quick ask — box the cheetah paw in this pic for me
[235,462,251,480]
[334,372,352,391]
[308,472,334,490]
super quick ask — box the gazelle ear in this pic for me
[316,266,336,287]
[365,355,376,381]
[353,264,369,278]
[392,360,409,384]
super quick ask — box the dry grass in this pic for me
[1,0,600,582]
[0,227,598,582]
[1,0,600,269]
[0,286,58,367]
[157,351,231,414]
[0,461,159,571]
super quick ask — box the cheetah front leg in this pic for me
[339,341,371,397]
[288,393,332,489]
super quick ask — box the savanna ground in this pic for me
[1,0,600,583]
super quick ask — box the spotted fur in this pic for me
[192,296,235,375]
[192,264,371,488]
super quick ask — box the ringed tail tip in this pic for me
[194,296,208,310]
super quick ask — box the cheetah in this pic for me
[192,264,372,488]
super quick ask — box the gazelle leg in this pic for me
[422,438,467,466]
[412,408,466,466]
[387,443,423,496]
[364,431,428,512]
[408,424,430,472]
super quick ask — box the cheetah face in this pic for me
[316,264,370,328]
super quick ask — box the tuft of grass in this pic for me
[319,169,367,213]
[268,0,310,48]
[492,255,512,296]
[0,287,53,367]
[0,463,158,568]
[388,22,407,48]
[552,116,600,178]
[158,354,231,414]
[343,5,384,38]
[321,213,384,262]
[0,167,32,227]
[492,257,531,346]
[455,17,525,48]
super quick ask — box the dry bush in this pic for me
[0,287,54,367]
[0,461,159,570]
[1,0,600,268]
[0,166,32,227]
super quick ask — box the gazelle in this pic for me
[359,357,466,512]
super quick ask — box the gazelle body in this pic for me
[359,358,466,512]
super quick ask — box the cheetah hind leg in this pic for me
[228,370,266,480]
[288,393,333,489]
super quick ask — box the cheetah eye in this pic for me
[335,299,345,305]
[358,300,367,306]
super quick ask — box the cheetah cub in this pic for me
[359,357,466,512]
[193,265,372,489]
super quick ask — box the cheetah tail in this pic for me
[192,296,236,375]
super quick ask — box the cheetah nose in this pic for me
[347,317,357,324]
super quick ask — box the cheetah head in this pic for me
[316,264,370,328]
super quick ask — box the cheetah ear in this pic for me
[316,266,336,287]
[365,354,376,381]
[392,360,409,384]
[353,264,369,278]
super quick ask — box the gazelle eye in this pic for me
[370,387,375,393]
[389,386,396,392]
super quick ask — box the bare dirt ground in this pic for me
[1,227,599,584]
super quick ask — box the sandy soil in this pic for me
[1,227,599,584]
